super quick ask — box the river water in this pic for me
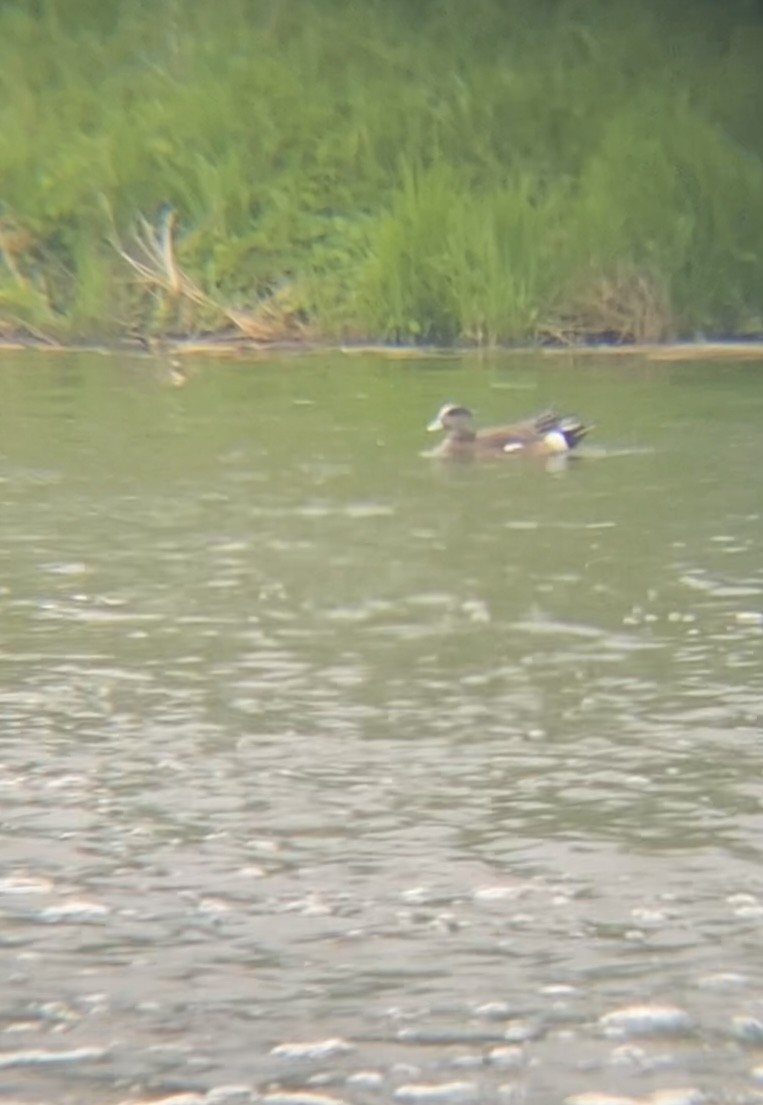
[1,350,762,1105]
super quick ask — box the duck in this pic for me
[426,403,591,459]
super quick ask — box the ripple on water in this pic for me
[121,1092,254,1105]
[261,1094,352,1105]
[565,1095,642,1105]
[566,1094,706,1105]
[0,1045,109,1068]
[270,1039,355,1061]
[486,1045,527,1069]
[729,1015,763,1045]
[394,1082,480,1105]
[39,899,110,922]
[2,355,763,1104]
[599,1005,695,1038]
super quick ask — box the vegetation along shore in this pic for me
[1,0,762,347]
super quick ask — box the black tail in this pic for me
[556,416,591,449]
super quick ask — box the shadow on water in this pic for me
[0,352,762,1103]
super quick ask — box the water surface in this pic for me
[1,351,762,1105]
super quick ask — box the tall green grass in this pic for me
[0,0,761,342]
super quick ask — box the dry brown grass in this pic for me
[541,264,674,345]
[111,207,309,343]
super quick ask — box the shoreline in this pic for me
[1,338,763,362]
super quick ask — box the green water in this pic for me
[0,350,762,1104]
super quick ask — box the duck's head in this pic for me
[427,403,475,433]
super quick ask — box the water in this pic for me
[0,350,762,1105]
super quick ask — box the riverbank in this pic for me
[3,336,763,364]
[1,0,762,346]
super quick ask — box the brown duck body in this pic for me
[426,404,591,459]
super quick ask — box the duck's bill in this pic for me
[426,416,444,432]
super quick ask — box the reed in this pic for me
[0,0,761,343]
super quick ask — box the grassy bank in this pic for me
[1,0,762,345]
